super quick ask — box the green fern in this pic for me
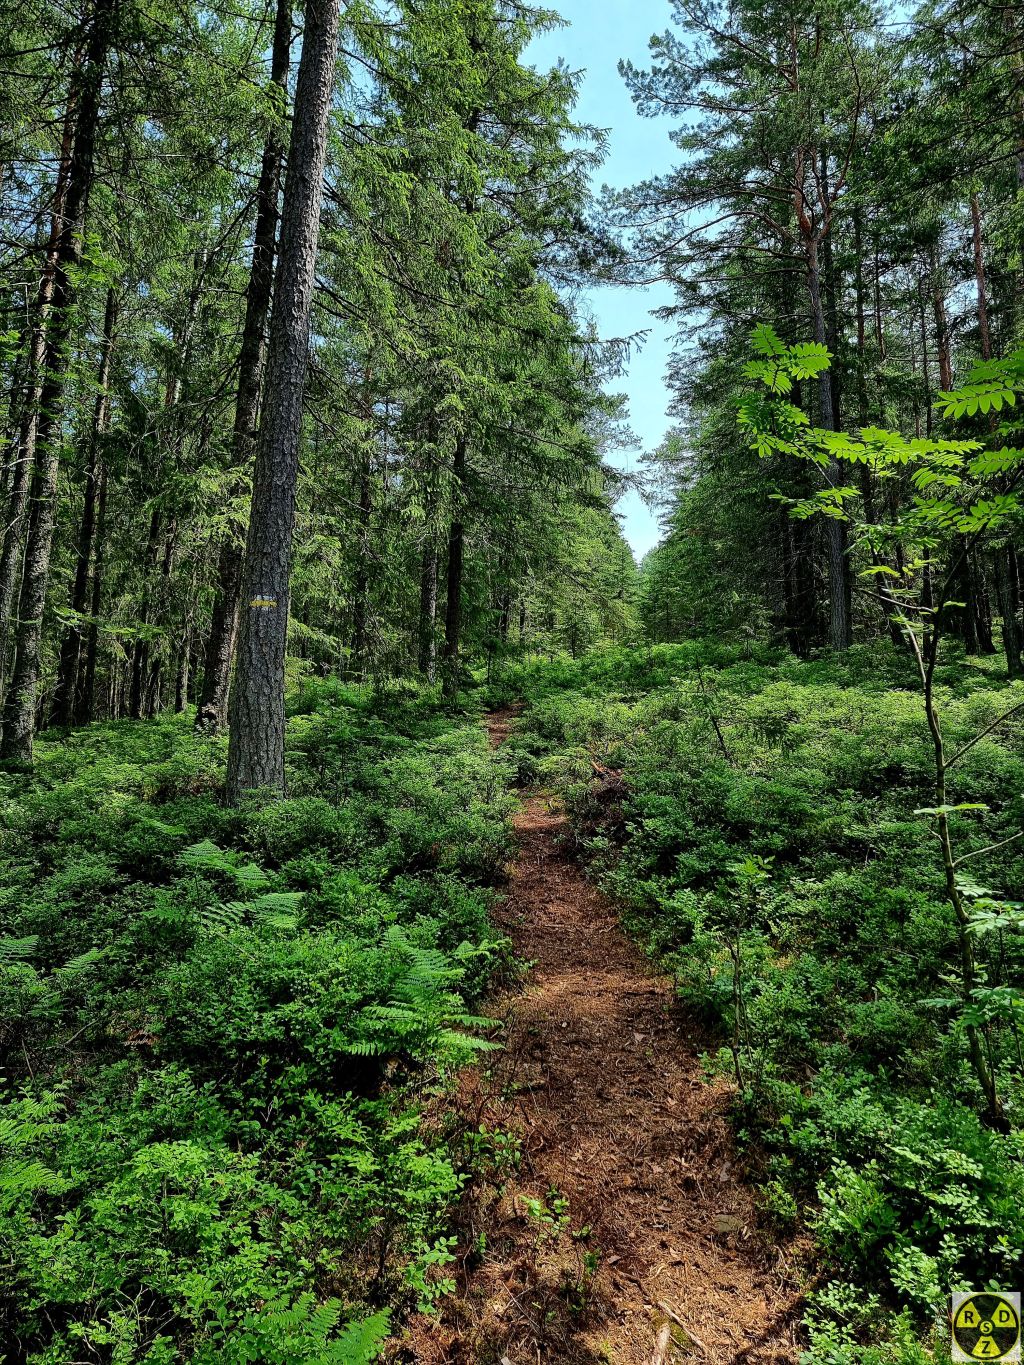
[0,1092,69,1214]
[179,839,271,889]
[232,1293,388,1362]
[0,935,39,963]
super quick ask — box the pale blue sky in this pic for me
[527,1,678,560]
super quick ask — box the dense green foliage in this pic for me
[495,643,1024,1357]
[0,0,637,767]
[0,687,515,1361]
[6,0,1024,1357]
[625,0,1024,667]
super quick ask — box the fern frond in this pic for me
[0,936,38,963]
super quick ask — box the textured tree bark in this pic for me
[129,503,163,719]
[145,520,178,717]
[996,548,1024,678]
[873,237,886,364]
[930,249,953,392]
[971,193,993,360]
[918,285,933,438]
[348,457,371,675]
[806,234,850,650]
[196,0,290,732]
[971,192,1023,673]
[80,459,108,720]
[0,93,79,693]
[0,0,111,764]
[973,551,996,655]
[441,434,467,700]
[930,254,983,652]
[417,534,438,679]
[51,286,117,727]
[226,0,340,802]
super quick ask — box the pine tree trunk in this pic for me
[349,457,371,675]
[931,249,953,392]
[130,504,162,718]
[0,0,111,764]
[51,286,117,727]
[974,553,996,655]
[226,0,340,802]
[417,534,438,679]
[441,435,467,700]
[972,192,1023,674]
[918,284,933,438]
[80,459,108,720]
[873,235,886,364]
[971,193,993,360]
[805,233,850,650]
[145,521,177,717]
[996,548,1024,678]
[131,249,202,719]
[196,0,290,732]
[0,93,79,694]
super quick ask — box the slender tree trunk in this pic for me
[972,551,996,654]
[226,0,341,802]
[873,236,886,363]
[81,459,108,719]
[972,192,1024,673]
[931,247,953,392]
[146,520,177,717]
[971,193,993,359]
[349,456,371,675]
[919,283,933,438]
[130,504,162,718]
[0,93,79,693]
[441,434,467,700]
[819,154,843,434]
[131,247,203,718]
[855,207,902,647]
[997,548,1024,678]
[930,249,980,652]
[417,534,438,680]
[51,287,117,726]
[780,510,799,653]
[1,0,111,764]
[196,0,290,732]
[805,233,850,650]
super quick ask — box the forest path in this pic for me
[404,708,801,1365]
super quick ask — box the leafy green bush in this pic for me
[0,688,511,1362]
[508,642,1024,1350]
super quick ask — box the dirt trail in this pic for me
[404,708,801,1365]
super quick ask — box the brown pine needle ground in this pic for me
[399,709,804,1364]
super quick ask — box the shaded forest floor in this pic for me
[403,708,802,1364]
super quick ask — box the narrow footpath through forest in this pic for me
[406,709,802,1365]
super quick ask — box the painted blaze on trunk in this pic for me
[225,0,341,803]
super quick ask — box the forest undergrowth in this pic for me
[4,640,1024,1363]
[488,641,1024,1365]
[0,679,517,1363]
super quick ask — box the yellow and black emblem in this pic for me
[952,1294,1021,1362]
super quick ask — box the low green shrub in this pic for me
[508,642,1024,1352]
[0,688,511,1362]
